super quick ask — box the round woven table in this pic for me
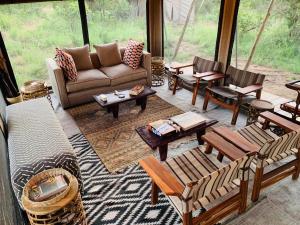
[246,99,274,125]
[151,57,165,87]
[22,169,86,225]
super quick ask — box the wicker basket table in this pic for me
[22,168,86,225]
[151,57,165,86]
[246,100,274,125]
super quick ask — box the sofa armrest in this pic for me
[141,51,151,86]
[46,58,70,108]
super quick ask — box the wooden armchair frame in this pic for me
[251,111,300,202]
[280,80,300,122]
[171,57,222,105]
[203,66,265,125]
[140,153,253,225]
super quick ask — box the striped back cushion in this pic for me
[193,57,221,74]
[225,66,265,88]
[260,130,300,159]
[183,155,253,202]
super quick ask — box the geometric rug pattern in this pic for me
[69,133,181,225]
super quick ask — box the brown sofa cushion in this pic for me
[64,45,94,71]
[100,63,147,86]
[66,69,110,93]
[94,42,122,67]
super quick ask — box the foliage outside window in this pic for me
[164,0,221,65]
[85,0,147,49]
[231,0,300,99]
[0,1,82,86]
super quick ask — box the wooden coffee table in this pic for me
[136,118,218,161]
[93,87,156,118]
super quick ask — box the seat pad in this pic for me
[66,69,110,93]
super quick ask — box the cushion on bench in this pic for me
[7,98,83,206]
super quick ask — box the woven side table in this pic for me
[246,100,274,125]
[21,80,53,108]
[151,57,165,86]
[22,169,86,225]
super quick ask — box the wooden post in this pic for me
[244,0,276,70]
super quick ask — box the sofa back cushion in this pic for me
[64,45,93,71]
[94,42,122,67]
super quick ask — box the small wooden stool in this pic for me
[247,100,274,125]
[22,169,86,225]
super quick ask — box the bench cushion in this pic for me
[7,98,82,206]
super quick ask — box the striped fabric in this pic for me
[225,66,265,88]
[164,148,253,214]
[193,57,222,74]
[238,123,300,168]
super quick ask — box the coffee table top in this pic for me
[93,86,156,107]
[136,118,218,149]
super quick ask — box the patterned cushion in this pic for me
[193,57,221,74]
[123,40,144,70]
[225,66,265,88]
[55,48,78,81]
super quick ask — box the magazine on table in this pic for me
[170,111,206,131]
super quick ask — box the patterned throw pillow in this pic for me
[123,40,144,70]
[55,48,78,81]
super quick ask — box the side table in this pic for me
[246,100,274,125]
[22,168,86,225]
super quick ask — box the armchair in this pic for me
[237,111,300,202]
[172,57,222,105]
[203,66,265,125]
[140,147,254,225]
[280,80,300,123]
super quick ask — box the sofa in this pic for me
[47,48,152,109]
[0,90,83,224]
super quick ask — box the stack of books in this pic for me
[148,111,206,137]
[30,175,68,201]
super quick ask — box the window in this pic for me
[0,1,82,86]
[86,0,147,49]
[163,0,221,64]
[231,0,300,99]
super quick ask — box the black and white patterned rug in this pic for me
[69,133,181,225]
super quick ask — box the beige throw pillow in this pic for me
[94,42,122,67]
[64,45,93,71]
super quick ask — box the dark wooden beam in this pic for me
[215,0,225,62]
[78,0,90,46]
[146,0,150,53]
[0,32,19,91]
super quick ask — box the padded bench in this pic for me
[6,97,83,206]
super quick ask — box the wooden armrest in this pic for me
[286,80,300,91]
[201,73,225,82]
[235,84,263,95]
[212,127,259,154]
[139,156,184,196]
[193,71,217,79]
[202,132,246,160]
[260,111,300,132]
[170,63,194,70]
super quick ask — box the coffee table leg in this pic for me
[158,144,168,161]
[217,152,224,162]
[136,98,142,106]
[140,97,148,110]
[196,130,205,145]
[111,105,119,118]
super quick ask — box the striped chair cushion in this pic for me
[225,66,265,88]
[164,148,253,213]
[237,123,299,168]
[193,57,221,74]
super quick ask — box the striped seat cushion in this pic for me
[237,123,299,169]
[164,148,243,213]
[164,147,225,186]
